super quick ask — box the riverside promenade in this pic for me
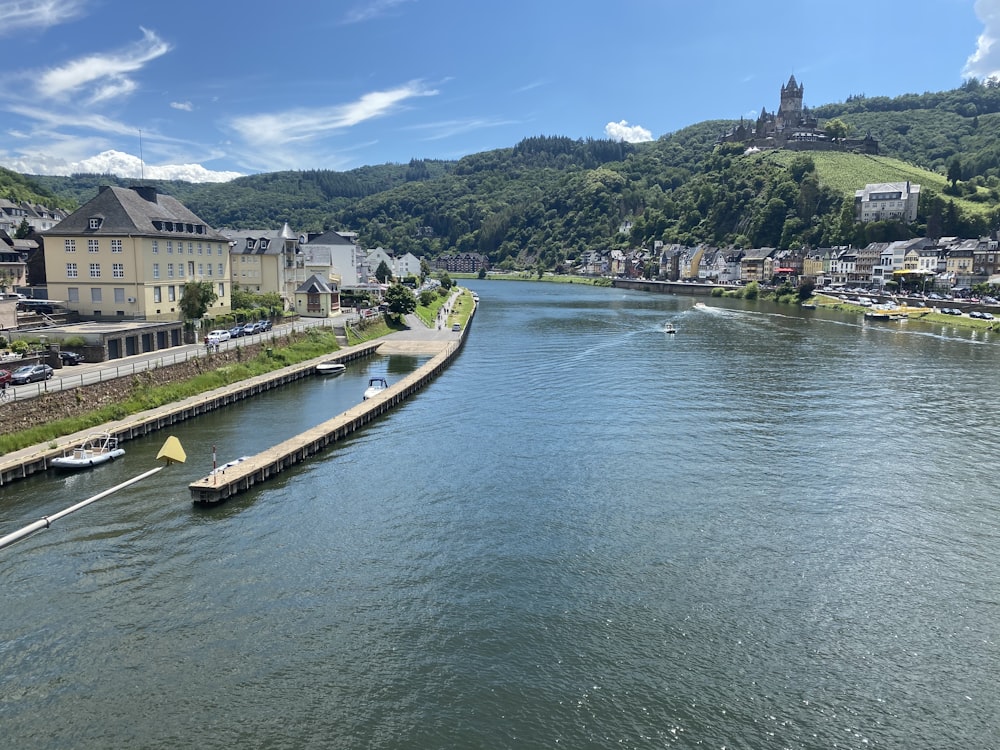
[0,303,470,489]
[189,307,469,503]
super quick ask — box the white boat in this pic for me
[363,376,389,400]
[209,456,249,476]
[315,361,346,375]
[51,432,125,470]
[664,323,676,334]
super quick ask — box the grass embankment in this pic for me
[0,324,387,455]
[813,293,1000,330]
[764,151,992,217]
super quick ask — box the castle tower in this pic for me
[777,75,803,131]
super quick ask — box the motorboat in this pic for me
[363,376,389,400]
[664,323,677,334]
[50,432,124,470]
[315,361,346,376]
[209,456,249,476]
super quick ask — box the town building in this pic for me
[293,273,340,319]
[855,182,920,224]
[41,185,232,322]
[224,223,300,307]
[435,252,489,274]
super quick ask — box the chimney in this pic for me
[132,186,158,203]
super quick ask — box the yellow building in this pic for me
[41,186,231,321]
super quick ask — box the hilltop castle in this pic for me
[718,75,878,154]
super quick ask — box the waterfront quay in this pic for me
[0,343,383,486]
[189,332,465,503]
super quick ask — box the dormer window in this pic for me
[245,238,255,250]
[88,217,102,230]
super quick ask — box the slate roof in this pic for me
[297,274,335,294]
[304,229,355,246]
[42,185,228,241]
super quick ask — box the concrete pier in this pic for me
[0,343,382,486]
[189,333,465,504]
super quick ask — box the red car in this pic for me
[0,368,11,388]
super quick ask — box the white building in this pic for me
[855,182,920,224]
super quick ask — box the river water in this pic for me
[2,280,999,748]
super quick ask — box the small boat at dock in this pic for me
[315,361,346,375]
[50,432,125,471]
[209,456,249,476]
[363,376,389,400]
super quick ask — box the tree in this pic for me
[14,218,30,239]
[179,281,218,322]
[947,156,963,187]
[374,260,392,283]
[383,283,416,317]
[823,118,849,141]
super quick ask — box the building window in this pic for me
[91,288,102,302]
[114,288,125,303]
[168,286,176,302]
[198,263,203,276]
[111,239,122,253]
[167,263,174,278]
[112,262,124,278]
[65,239,76,252]
[218,263,224,277]
[218,282,225,298]
[207,264,212,277]
[153,263,161,279]
[179,263,186,278]
[188,261,195,276]
[197,243,203,255]
[67,287,79,302]
[89,263,101,278]
[153,287,162,303]
[88,239,99,253]
[188,243,194,255]
[166,241,172,254]
[66,262,78,278]
[89,218,101,229]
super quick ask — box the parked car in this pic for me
[452,323,461,332]
[242,321,260,336]
[206,329,231,345]
[11,364,54,384]
[0,368,12,387]
[259,319,273,331]
[229,325,245,338]
[58,351,84,365]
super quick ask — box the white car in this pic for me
[206,329,231,344]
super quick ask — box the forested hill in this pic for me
[6,80,1000,271]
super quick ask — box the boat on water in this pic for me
[315,361,346,375]
[209,456,249,476]
[50,432,125,470]
[363,376,389,400]
[800,302,817,309]
[664,323,677,334]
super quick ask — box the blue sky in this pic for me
[0,0,994,182]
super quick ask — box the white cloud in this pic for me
[604,120,654,143]
[229,81,438,148]
[36,27,171,101]
[0,0,85,35]
[1,149,242,183]
[965,0,1000,79]
[170,101,194,112]
[341,0,414,25]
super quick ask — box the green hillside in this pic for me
[763,150,992,216]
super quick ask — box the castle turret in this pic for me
[777,74,804,131]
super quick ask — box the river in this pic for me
[2,280,999,748]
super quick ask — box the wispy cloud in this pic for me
[0,0,86,36]
[513,80,548,94]
[229,80,438,148]
[340,0,414,25]
[604,120,653,143]
[966,0,1000,79]
[407,116,519,141]
[36,27,171,102]
[170,101,194,112]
